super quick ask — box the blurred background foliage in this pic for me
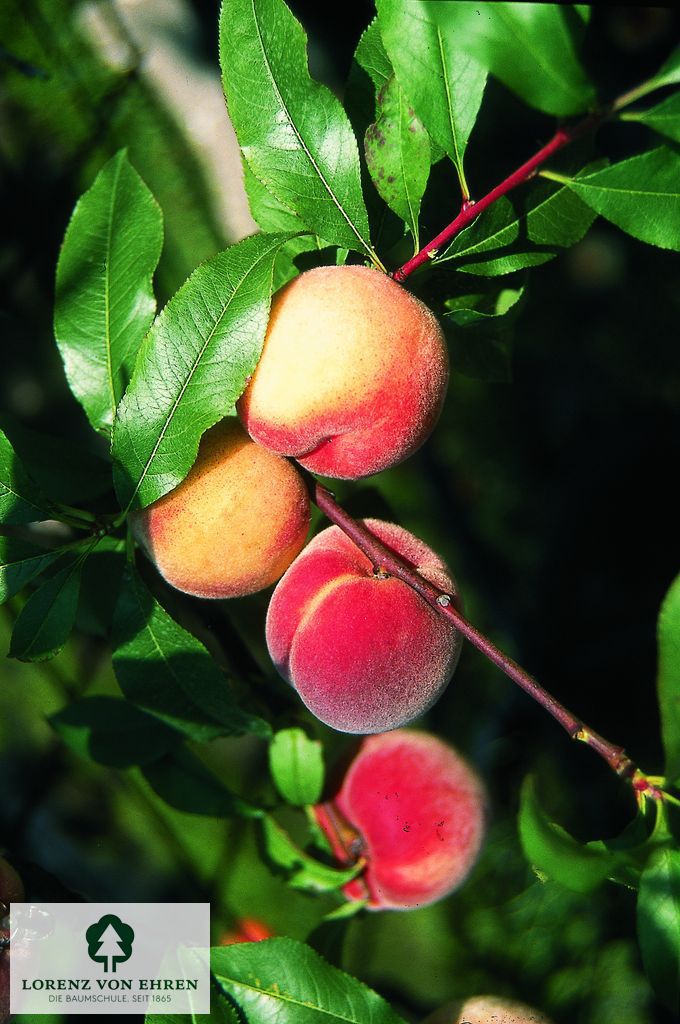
[1,2,679,1022]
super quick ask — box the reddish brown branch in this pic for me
[392,111,603,283]
[308,478,658,795]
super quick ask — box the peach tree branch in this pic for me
[306,475,664,801]
[391,70,668,284]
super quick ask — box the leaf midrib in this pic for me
[249,0,374,261]
[123,238,282,510]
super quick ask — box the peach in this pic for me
[422,996,554,1024]
[237,265,449,479]
[315,731,486,910]
[266,519,462,733]
[131,419,310,599]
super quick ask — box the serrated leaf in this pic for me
[518,776,619,894]
[355,18,392,93]
[0,536,65,604]
[54,150,164,435]
[637,849,680,1013]
[142,747,261,819]
[376,0,486,195]
[112,564,270,742]
[439,178,597,275]
[625,92,680,144]
[269,727,324,806]
[241,163,326,288]
[212,938,407,1024]
[382,1,593,118]
[0,428,53,525]
[657,574,680,781]
[261,816,362,894]
[365,76,431,246]
[112,232,293,510]
[219,0,377,262]
[8,554,86,661]
[50,695,181,768]
[554,147,680,251]
[147,993,238,1024]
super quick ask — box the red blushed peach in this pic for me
[131,419,310,599]
[237,265,449,479]
[266,519,462,734]
[315,731,486,910]
[422,996,554,1024]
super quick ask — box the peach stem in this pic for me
[390,67,663,284]
[308,477,660,798]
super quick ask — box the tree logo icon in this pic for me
[86,914,135,973]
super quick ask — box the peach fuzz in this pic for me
[237,265,449,479]
[422,995,554,1024]
[131,418,310,599]
[315,731,486,910]
[266,519,462,734]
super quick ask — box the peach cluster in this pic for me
[133,264,461,736]
[314,731,486,910]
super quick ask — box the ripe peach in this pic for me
[131,419,310,599]
[422,996,554,1024]
[266,519,462,733]
[315,731,486,910]
[237,265,449,479]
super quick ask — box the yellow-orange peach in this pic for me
[422,996,554,1024]
[237,265,449,479]
[131,419,310,599]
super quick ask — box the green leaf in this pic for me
[269,727,324,806]
[637,849,680,1013]
[241,163,326,289]
[383,1,594,117]
[365,76,431,246]
[650,45,680,91]
[440,178,597,275]
[8,554,86,661]
[142,747,261,819]
[625,92,680,144]
[0,428,53,525]
[355,18,392,93]
[50,696,181,768]
[112,564,270,742]
[260,816,362,894]
[0,536,65,604]
[219,0,377,262]
[657,574,680,781]
[443,282,524,382]
[376,0,486,194]
[112,232,293,510]
[211,938,407,1023]
[54,150,164,435]
[518,776,619,894]
[552,147,680,252]
[147,994,238,1024]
